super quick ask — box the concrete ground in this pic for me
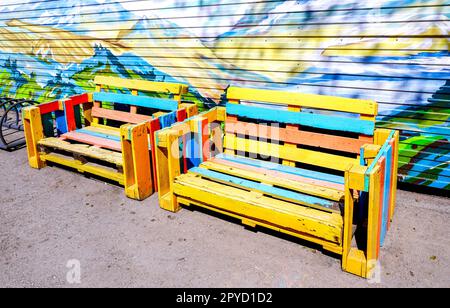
[1,148,449,288]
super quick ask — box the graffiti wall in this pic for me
[0,0,449,190]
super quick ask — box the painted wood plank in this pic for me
[92,107,152,124]
[94,76,187,95]
[158,111,178,128]
[38,101,60,115]
[55,110,68,135]
[200,160,344,202]
[174,173,343,244]
[226,103,375,135]
[83,125,121,137]
[376,157,386,257]
[224,135,359,172]
[38,137,123,166]
[149,118,161,192]
[93,92,179,111]
[62,131,122,152]
[380,145,393,246]
[227,87,378,115]
[76,128,121,142]
[226,120,373,154]
[41,153,124,185]
[211,157,345,191]
[216,153,345,185]
[189,167,340,211]
[367,130,396,174]
[366,164,382,276]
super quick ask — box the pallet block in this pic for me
[23,77,198,200]
[155,87,398,278]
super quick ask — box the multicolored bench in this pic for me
[155,87,399,278]
[23,76,197,200]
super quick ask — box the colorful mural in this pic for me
[0,0,449,190]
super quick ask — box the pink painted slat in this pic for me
[92,107,152,124]
[61,131,122,152]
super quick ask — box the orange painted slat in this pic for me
[92,107,152,124]
[225,120,372,154]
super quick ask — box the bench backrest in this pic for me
[92,76,189,127]
[224,87,378,172]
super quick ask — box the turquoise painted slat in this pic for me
[189,167,338,210]
[76,128,121,142]
[226,103,375,135]
[380,145,393,247]
[93,92,178,111]
[158,111,178,128]
[216,153,345,184]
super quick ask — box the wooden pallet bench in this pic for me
[23,76,197,200]
[155,87,399,278]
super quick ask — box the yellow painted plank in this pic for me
[94,76,187,95]
[177,196,343,255]
[90,123,121,132]
[224,134,358,172]
[367,165,382,278]
[39,137,123,166]
[227,87,377,115]
[41,153,124,184]
[200,161,344,202]
[174,174,343,244]
[83,125,121,137]
[23,107,46,169]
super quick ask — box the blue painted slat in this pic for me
[189,167,338,210]
[216,153,345,185]
[158,111,178,128]
[93,92,178,111]
[226,103,375,135]
[55,110,68,135]
[76,129,121,142]
[186,133,201,168]
[380,145,393,247]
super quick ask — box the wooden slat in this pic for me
[226,120,373,154]
[92,107,152,124]
[83,125,121,136]
[215,153,345,185]
[38,137,123,166]
[226,103,375,135]
[211,157,344,190]
[94,76,187,95]
[200,160,344,202]
[93,92,179,111]
[224,134,359,172]
[41,153,124,185]
[174,173,343,244]
[61,131,122,152]
[227,87,378,115]
[189,167,341,212]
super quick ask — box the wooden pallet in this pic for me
[155,87,399,279]
[23,77,198,201]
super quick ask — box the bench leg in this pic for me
[23,107,46,169]
[121,122,153,201]
[156,131,181,212]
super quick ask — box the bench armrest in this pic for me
[154,107,225,212]
[347,129,399,278]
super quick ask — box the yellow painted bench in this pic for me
[23,76,197,200]
[155,87,399,278]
